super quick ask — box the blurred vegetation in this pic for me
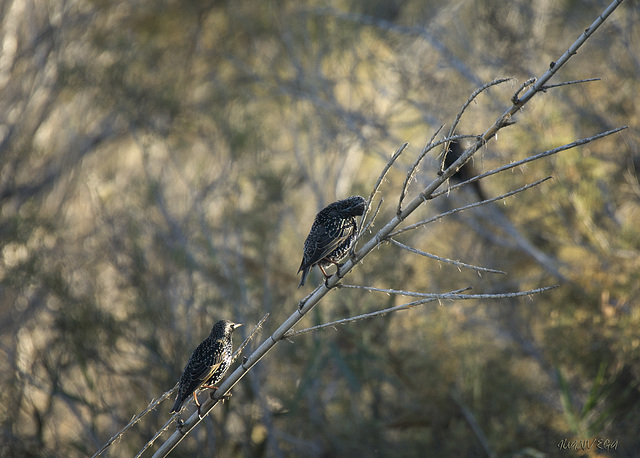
[0,0,638,457]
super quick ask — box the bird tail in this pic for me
[298,267,309,287]
[170,395,183,413]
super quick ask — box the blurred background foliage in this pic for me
[0,0,638,456]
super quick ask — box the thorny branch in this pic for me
[284,286,560,338]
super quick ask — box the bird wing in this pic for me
[304,219,354,267]
[188,341,225,384]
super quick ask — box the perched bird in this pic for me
[440,138,486,201]
[298,195,366,287]
[170,320,242,416]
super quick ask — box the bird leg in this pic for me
[193,392,204,419]
[318,264,332,287]
[320,260,345,286]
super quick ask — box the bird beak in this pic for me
[232,323,243,330]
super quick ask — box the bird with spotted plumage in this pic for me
[298,195,366,287]
[170,319,242,417]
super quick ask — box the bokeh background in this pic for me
[1,0,639,456]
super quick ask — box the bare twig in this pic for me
[398,126,444,214]
[448,77,514,140]
[284,286,559,338]
[390,177,553,238]
[92,388,176,458]
[357,142,408,242]
[230,313,269,365]
[511,77,536,105]
[430,126,628,199]
[540,77,601,90]
[355,197,383,248]
[388,238,506,275]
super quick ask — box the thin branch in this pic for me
[448,77,514,140]
[398,126,444,214]
[134,418,175,458]
[355,197,383,246]
[358,142,408,241]
[511,77,537,105]
[336,284,472,298]
[431,126,628,199]
[284,286,559,338]
[369,143,408,209]
[388,238,506,275]
[284,287,472,338]
[92,387,176,458]
[540,77,601,90]
[231,313,269,365]
[390,177,553,238]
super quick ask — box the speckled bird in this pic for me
[298,195,366,287]
[170,320,242,416]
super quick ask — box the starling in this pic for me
[441,138,486,201]
[298,195,366,287]
[170,320,242,416]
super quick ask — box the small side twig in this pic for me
[388,238,506,275]
[398,126,443,215]
[363,143,408,227]
[392,177,553,238]
[92,389,176,458]
[511,77,537,105]
[231,313,269,365]
[429,126,628,199]
[540,77,601,91]
[448,77,514,139]
[284,285,558,338]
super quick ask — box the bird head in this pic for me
[212,320,243,337]
[338,195,366,217]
